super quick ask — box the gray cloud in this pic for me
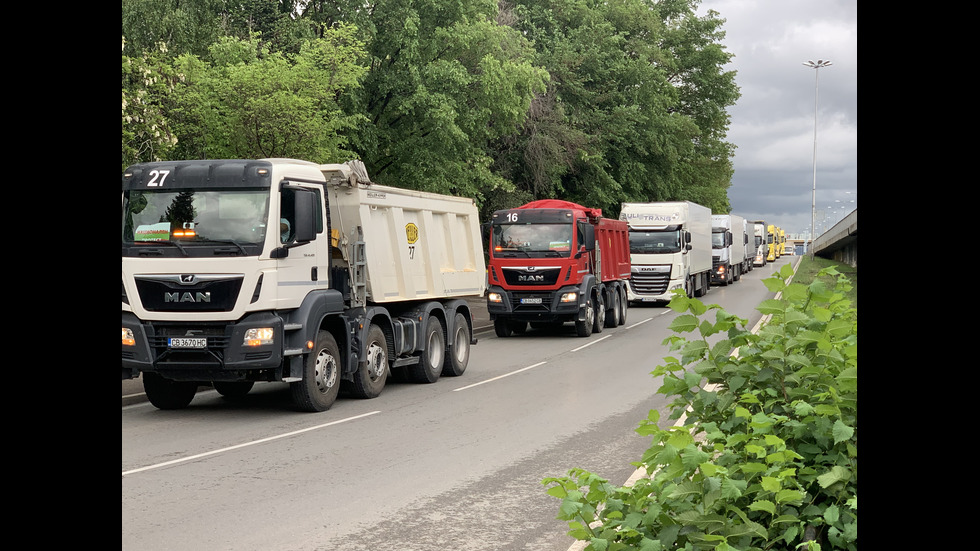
[699,0,857,239]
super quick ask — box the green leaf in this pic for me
[668,314,700,333]
[832,419,855,444]
[749,500,776,515]
[817,466,852,488]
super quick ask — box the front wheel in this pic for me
[350,324,388,399]
[575,297,594,337]
[494,317,513,338]
[409,316,445,383]
[214,381,254,399]
[290,330,341,412]
[443,312,470,377]
[143,372,198,410]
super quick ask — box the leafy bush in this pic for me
[543,263,857,550]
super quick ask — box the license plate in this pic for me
[520,297,543,304]
[168,337,207,349]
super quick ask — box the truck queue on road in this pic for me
[122,157,784,412]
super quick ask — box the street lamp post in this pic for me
[803,59,832,257]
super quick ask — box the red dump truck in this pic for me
[486,199,630,337]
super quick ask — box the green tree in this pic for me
[326,0,549,205]
[122,37,182,170]
[122,0,227,59]
[497,0,738,217]
[171,27,368,161]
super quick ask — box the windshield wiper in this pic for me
[200,238,247,255]
[133,240,188,256]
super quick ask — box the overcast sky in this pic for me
[696,0,857,239]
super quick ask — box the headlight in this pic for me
[122,328,135,347]
[560,292,577,303]
[244,327,275,346]
[488,292,503,303]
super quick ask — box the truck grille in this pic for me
[501,267,562,286]
[145,324,231,365]
[629,267,670,295]
[135,275,243,312]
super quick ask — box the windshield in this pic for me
[122,189,270,252]
[628,229,681,254]
[492,223,572,256]
[711,230,726,249]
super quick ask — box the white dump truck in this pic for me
[122,159,486,412]
[619,201,713,303]
[710,214,747,285]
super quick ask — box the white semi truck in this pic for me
[710,214,747,285]
[750,220,768,267]
[122,159,486,412]
[619,201,712,303]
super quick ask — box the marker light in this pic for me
[244,328,275,346]
[122,328,135,346]
[172,229,196,238]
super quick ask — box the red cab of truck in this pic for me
[486,199,630,338]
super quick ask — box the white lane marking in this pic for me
[452,361,547,391]
[570,334,611,352]
[122,411,381,477]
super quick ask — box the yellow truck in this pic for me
[766,224,779,261]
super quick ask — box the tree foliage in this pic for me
[544,264,858,550]
[120,0,740,219]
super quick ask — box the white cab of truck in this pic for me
[619,201,712,303]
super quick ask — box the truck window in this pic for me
[628,229,681,254]
[493,223,572,255]
[123,189,270,247]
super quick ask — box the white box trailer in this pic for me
[122,158,485,412]
[750,220,768,266]
[619,201,713,303]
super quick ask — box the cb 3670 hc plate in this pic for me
[168,337,207,349]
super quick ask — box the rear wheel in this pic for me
[605,288,621,327]
[592,292,605,334]
[350,324,388,399]
[214,381,254,399]
[443,312,470,377]
[290,330,341,412]
[409,316,444,383]
[618,286,628,324]
[143,372,198,410]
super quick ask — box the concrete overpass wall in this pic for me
[812,209,857,268]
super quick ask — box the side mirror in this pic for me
[293,188,317,243]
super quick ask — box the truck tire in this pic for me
[575,297,595,337]
[618,286,628,324]
[142,372,198,410]
[494,317,513,338]
[443,312,470,377]
[350,324,388,399]
[290,330,341,412]
[592,292,605,334]
[605,288,621,328]
[214,381,254,399]
[409,316,444,383]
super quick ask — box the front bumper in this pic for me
[486,285,585,323]
[122,311,284,381]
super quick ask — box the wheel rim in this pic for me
[453,326,468,364]
[426,329,444,371]
[314,348,338,393]
[366,341,387,380]
[585,300,594,326]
